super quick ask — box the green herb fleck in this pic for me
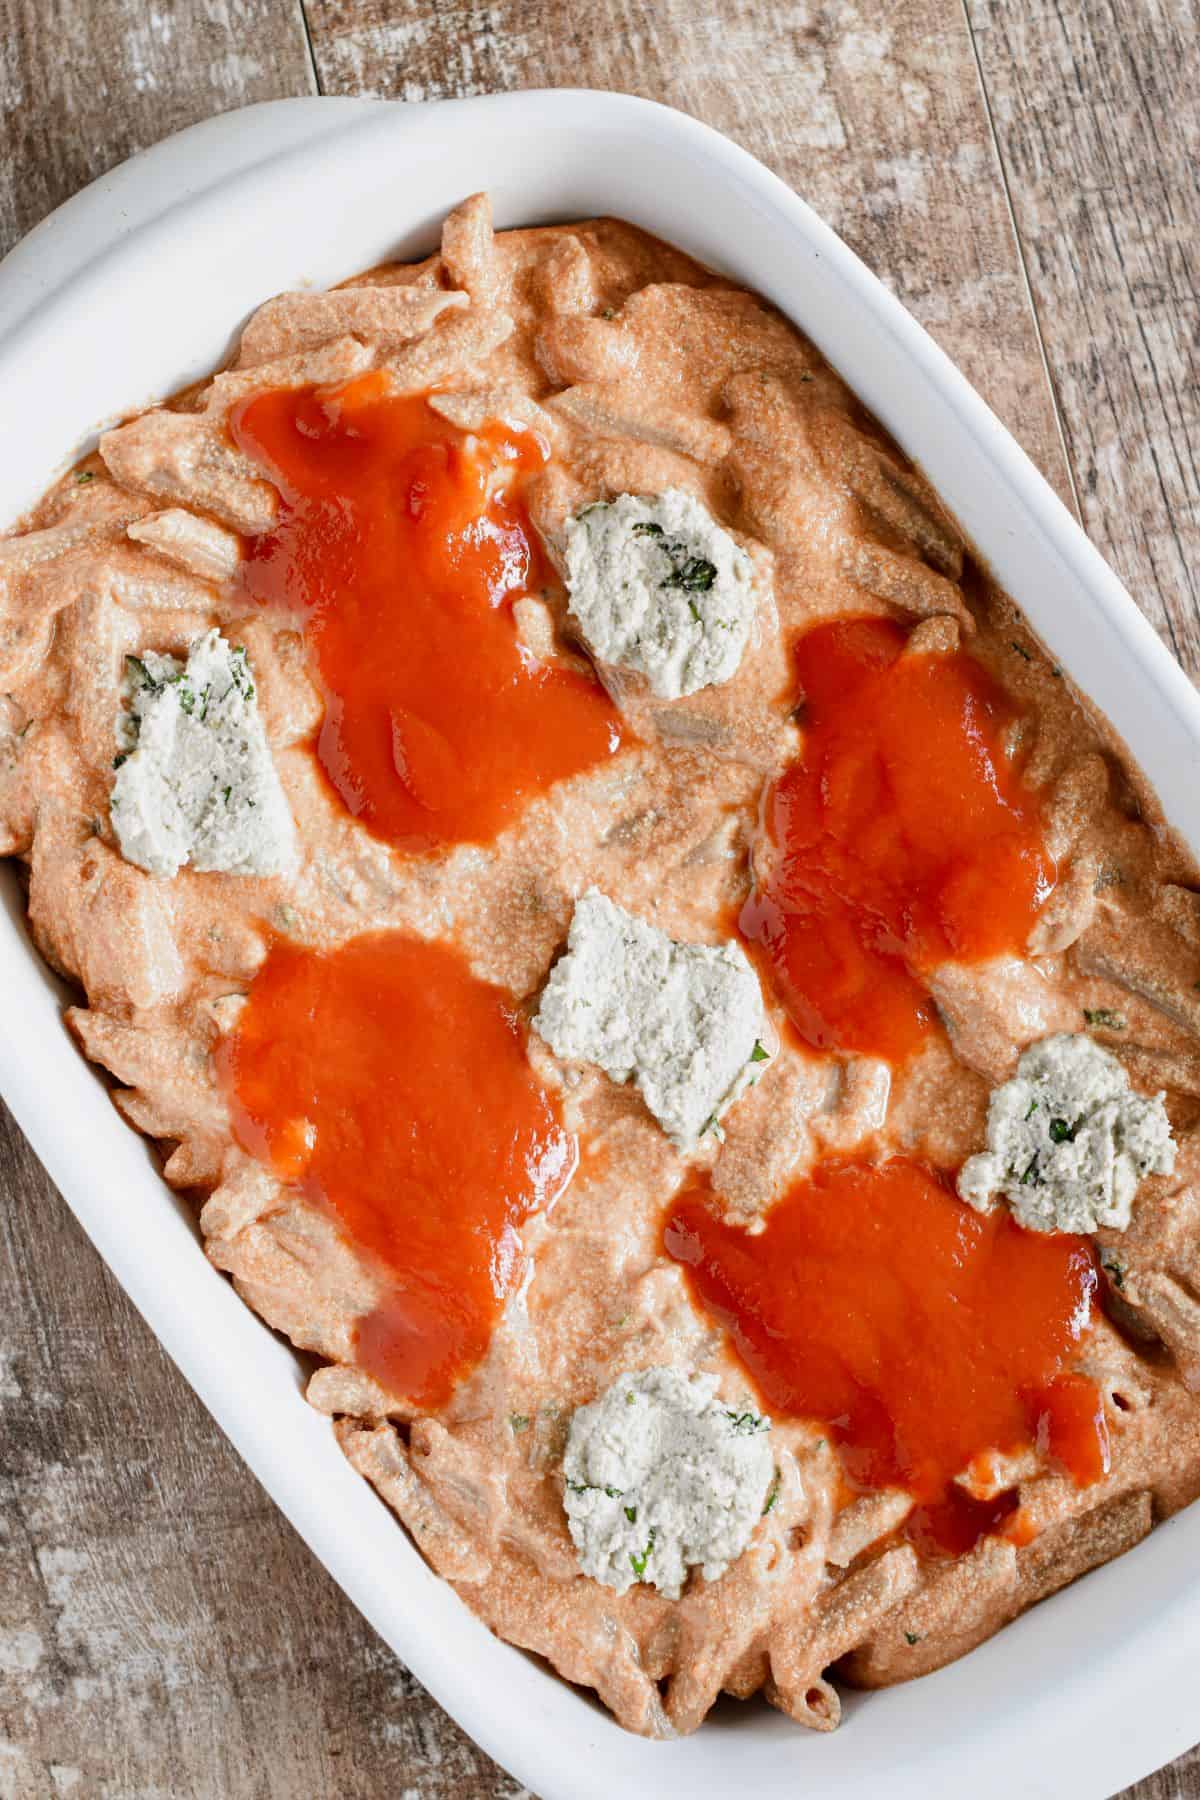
[1020,1155,1040,1187]
[228,646,256,701]
[629,1528,656,1579]
[904,1631,922,1646]
[75,469,95,485]
[1051,665,1063,678]
[601,306,616,320]
[750,1040,770,1064]
[221,785,232,806]
[632,520,664,539]
[626,1392,636,1406]
[125,654,153,688]
[1084,1008,1126,1030]
[725,1410,769,1436]
[813,1438,827,1452]
[703,1114,727,1142]
[112,752,128,770]
[762,1472,781,1515]
[508,1414,530,1433]
[624,1504,637,1523]
[1049,1117,1079,1143]
[1010,641,1032,661]
[687,599,702,624]
[1024,1098,1038,1120]
[176,682,196,716]
[661,555,717,593]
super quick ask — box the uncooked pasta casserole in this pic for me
[3,193,1199,1737]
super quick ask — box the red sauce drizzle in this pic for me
[665,1160,1108,1554]
[741,617,1056,1062]
[221,933,576,1407]
[231,377,622,853]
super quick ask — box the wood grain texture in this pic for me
[304,0,1073,502]
[0,0,1198,1794]
[0,0,317,256]
[967,0,1200,680]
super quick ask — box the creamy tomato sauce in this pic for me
[742,617,1056,1062]
[232,377,622,853]
[221,932,576,1406]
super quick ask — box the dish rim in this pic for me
[1,90,1198,1800]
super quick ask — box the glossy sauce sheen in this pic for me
[741,618,1056,1062]
[665,1160,1108,1552]
[222,933,576,1406]
[232,377,622,853]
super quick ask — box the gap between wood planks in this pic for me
[295,0,324,94]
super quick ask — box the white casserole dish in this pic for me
[1,91,1198,1800]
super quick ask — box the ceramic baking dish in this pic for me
[1,92,1198,1800]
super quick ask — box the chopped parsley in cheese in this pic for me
[533,887,767,1151]
[562,1367,774,1598]
[957,1032,1175,1234]
[563,489,756,698]
[110,629,296,879]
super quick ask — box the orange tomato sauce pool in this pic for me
[221,932,576,1408]
[665,1160,1108,1554]
[231,376,623,854]
[740,617,1056,1063]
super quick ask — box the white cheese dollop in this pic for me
[110,629,297,879]
[563,489,755,699]
[563,1367,774,1599]
[957,1032,1175,1233]
[533,887,767,1151]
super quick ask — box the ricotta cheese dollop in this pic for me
[957,1032,1175,1233]
[562,1367,774,1599]
[533,887,767,1151]
[563,489,756,699]
[111,629,297,879]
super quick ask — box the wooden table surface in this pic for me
[1,1,1197,1794]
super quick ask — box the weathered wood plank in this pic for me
[967,0,1200,680]
[0,0,318,257]
[303,0,1072,503]
[1125,1743,1200,1800]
